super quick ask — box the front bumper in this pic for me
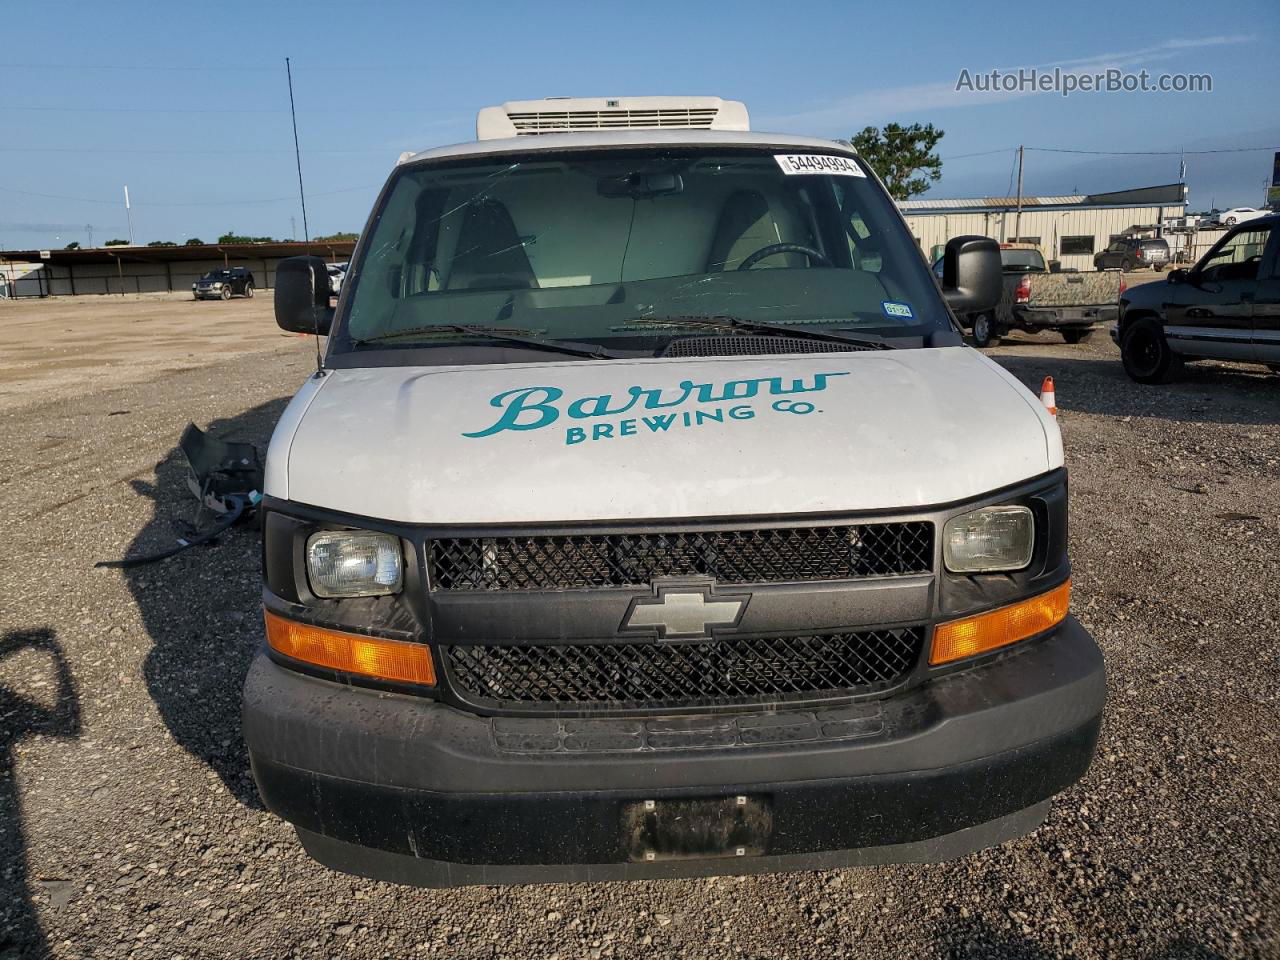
[244,616,1105,887]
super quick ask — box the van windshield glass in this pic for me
[336,147,947,353]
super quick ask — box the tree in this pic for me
[184,238,205,246]
[104,238,129,246]
[217,232,275,244]
[313,231,359,243]
[64,241,81,250]
[147,240,177,247]
[850,123,944,200]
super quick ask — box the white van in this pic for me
[243,96,1105,887]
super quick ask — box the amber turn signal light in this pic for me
[930,580,1071,666]
[264,609,436,686]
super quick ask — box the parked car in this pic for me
[1094,236,1170,273]
[936,243,1123,346]
[327,262,348,297]
[193,267,255,300]
[1203,207,1270,228]
[1113,215,1280,382]
[245,96,1104,889]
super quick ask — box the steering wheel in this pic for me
[737,242,832,270]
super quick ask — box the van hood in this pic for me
[267,348,1061,525]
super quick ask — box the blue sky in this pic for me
[1,0,1276,250]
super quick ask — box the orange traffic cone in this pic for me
[1040,376,1057,416]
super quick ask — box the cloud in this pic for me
[383,115,473,153]
[0,221,115,234]
[756,35,1251,133]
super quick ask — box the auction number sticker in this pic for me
[775,154,865,177]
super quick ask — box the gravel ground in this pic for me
[1,324,1277,959]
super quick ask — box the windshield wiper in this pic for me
[351,324,632,360]
[626,314,893,350]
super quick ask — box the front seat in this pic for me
[446,199,538,291]
[706,190,800,271]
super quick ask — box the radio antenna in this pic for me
[285,57,322,374]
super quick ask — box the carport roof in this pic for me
[899,182,1188,214]
[0,240,355,267]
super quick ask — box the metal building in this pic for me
[899,183,1187,271]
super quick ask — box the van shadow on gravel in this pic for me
[123,397,291,809]
[992,354,1280,426]
[0,628,80,960]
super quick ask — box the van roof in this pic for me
[396,129,858,168]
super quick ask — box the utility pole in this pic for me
[1014,145,1024,241]
[86,224,94,248]
[124,186,135,245]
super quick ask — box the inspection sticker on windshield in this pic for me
[775,154,865,177]
[882,301,914,319]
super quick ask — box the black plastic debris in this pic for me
[96,423,264,569]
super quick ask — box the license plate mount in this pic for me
[622,795,772,862]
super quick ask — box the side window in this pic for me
[1198,227,1271,283]
[1060,235,1094,256]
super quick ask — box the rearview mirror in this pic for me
[597,172,684,199]
[941,235,1001,314]
[1167,268,1189,284]
[275,256,334,335]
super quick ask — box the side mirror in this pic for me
[275,256,335,335]
[1167,268,1189,285]
[941,235,1001,313]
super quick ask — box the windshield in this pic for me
[201,271,230,281]
[999,249,1046,273]
[333,147,948,357]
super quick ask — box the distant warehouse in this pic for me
[0,240,354,298]
[900,183,1188,271]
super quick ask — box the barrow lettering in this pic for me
[463,372,849,439]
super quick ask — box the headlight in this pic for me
[212,282,223,288]
[306,530,403,598]
[943,506,1033,573]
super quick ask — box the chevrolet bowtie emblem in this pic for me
[621,585,748,639]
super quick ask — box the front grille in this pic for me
[446,627,924,710]
[428,522,933,591]
[661,335,873,358]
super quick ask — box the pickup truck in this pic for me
[939,244,1124,346]
[243,95,1104,888]
[1113,214,1280,382]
